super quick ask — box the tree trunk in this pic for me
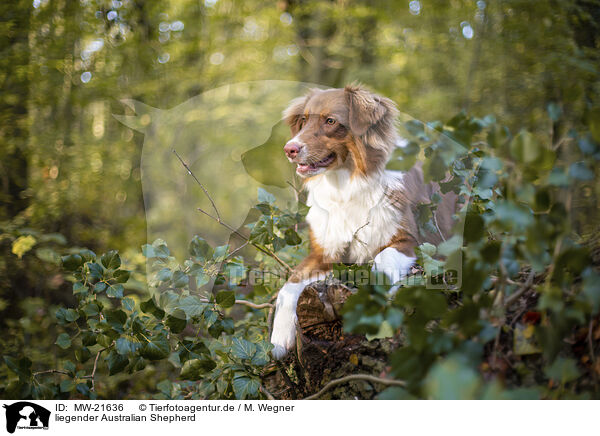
[263,280,398,400]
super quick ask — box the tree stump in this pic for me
[263,279,398,399]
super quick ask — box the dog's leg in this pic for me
[271,238,329,359]
[373,246,416,295]
[271,275,324,359]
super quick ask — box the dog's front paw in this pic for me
[270,307,297,359]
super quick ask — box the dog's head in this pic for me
[282,84,398,178]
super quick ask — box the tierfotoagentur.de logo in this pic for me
[2,402,50,434]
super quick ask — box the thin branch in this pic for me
[33,369,69,377]
[82,343,113,392]
[588,319,596,364]
[172,148,221,222]
[174,148,294,274]
[198,297,273,310]
[197,206,293,273]
[260,385,276,400]
[303,374,406,400]
[432,212,447,242]
[224,241,249,260]
[504,270,536,308]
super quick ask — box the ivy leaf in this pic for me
[231,337,256,360]
[251,341,273,366]
[232,376,260,399]
[180,358,216,380]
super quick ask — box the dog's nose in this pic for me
[284,142,301,159]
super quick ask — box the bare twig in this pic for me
[260,385,276,400]
[172,148,294,273]
[303,374,406,400]
[81,343,113,391]
[432,212,447,242]
[33,369,70,377]
[504,270,536,308]
[196,207,293,273]
[172,149,221,222]
[588,319,596,364]
[198,297,273,310]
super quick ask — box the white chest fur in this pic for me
[304,169,404,263]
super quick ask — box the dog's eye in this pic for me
[326,118,336,125]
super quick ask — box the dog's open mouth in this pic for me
[296,153,336,175]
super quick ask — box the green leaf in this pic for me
[106,283,124,298]
[106,351,129,375]
[115,336,142,355]
[60,379,76,393]
[55,333,72,349]
[140,333,170,360]
[179,295,206,318]
[3,356,32,378]
[81,332,97,347]
[424,355,481,400]
[171,270,188,288]
[189,236,213,260]
[165,309,187,334]
[232,376,260,399]
[284,228,302,245]
[94,281,107,293]
[101,250,121,269]
[544,357,581,384]
[231,337,256,360]
[122,297,135,311]
[83,303,100,317]
[61,254,83,271]
[251,341,273,366]
[216,290,235,309]
[258,188,276,204]
[140,298,165,319]
[75,347,92,363]
[113,269,130,283]
[180,358,216,380]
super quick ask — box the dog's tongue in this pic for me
[297,163,316,174]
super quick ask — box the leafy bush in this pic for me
[1,108,599,399]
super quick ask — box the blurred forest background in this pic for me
[1,0,600,399]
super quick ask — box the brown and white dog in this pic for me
[270,84,456,358]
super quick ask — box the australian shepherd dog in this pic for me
[270,84,456,358]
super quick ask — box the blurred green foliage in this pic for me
[1,0,600,399]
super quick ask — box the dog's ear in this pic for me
[282,96,307,135]
[345,85,397,137]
